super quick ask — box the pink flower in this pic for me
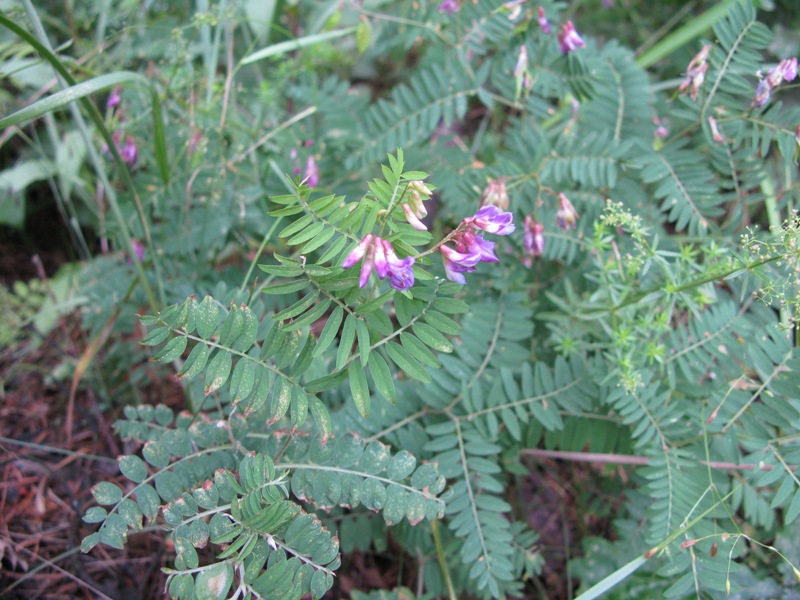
[438,0,460,14]
[304,155,319,188]
[538,7,551,34]
[132,239,145,262]
[342,234,374,270]
[555,192,579,230]
[107,86,122,110]
[121,137,138,167]
[342,235,415,291]
[653,117,669,140]
[465,205,516,235]
[558,20,585,54]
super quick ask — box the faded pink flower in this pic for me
[555,192,579,230]
[304,155,319,188]
[679,44,712,100]
[479,178,510,211]
[538,7,551,34]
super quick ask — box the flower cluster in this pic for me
[679,44,712,100]
[401,180,432,231]
[342,234,415,291]
[440,206,515,284]
[753,57,798,107]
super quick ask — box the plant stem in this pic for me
[431,519,457,600]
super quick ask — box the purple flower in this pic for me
[558,20,585,54]
[440,244,481,284]
[342,235,415,291]
[121,136,138,167]
[556,192,579,230]
[133,239,145,262]
[107,86,122,110]
[781,58,798,82]
[753,58,798,107]
[381,240,415,291]
[440,229,500,284]
[538,7,551,34]
[304,155,319,188]
[438,0,460,14]
[753,78,771,107]
[127,238,145,264]
[466,205,516,235]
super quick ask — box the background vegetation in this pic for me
[2,0,800,598]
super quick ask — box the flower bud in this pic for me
[402,203,428,230]
[408,180,433,196]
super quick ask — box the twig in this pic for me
[523,448,797,471]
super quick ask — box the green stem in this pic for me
[431,519,457,600]
[240,216,284,295]
[597,253,782,316]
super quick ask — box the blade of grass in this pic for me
[242,27,355,64]
[3,6,162,311]
[0,71,148,129]
[151,88,170,184]
[636,0,737,69]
